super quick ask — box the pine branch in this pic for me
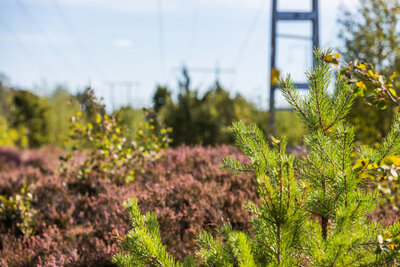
[113,198,180,267]
[222,156,253,173]
[278,77,307,119]
[227,231,256,267]
[313,72,324,129]
[324,86,354,132]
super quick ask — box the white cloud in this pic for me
[114,38,133,48]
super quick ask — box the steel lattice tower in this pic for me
[269,0,319,128]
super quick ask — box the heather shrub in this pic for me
[132,145,257,258]
[0,147,22,169]
[0,146,399,266]
[0,145,258,266]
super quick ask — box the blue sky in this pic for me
[0,0,358,110]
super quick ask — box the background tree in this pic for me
[46,87,80,147]
[153,70,302,146]
[338,0,400,145]
[0,74,11,116]
[8,90,49,147]
[153,86,171,113]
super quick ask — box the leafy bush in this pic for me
[338,0,400,145]
[113,50,400,266]
[62,88,171,184]
[0,183,36,236]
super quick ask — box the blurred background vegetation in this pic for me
[0,0,399,150]
[0,73,305,149]
[338,0,400,146]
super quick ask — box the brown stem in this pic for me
[321,216,328,240]
[277,224,281,264]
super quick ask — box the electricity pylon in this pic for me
[269,0,319,128]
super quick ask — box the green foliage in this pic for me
[62,88,171,184]
[196,224,257,267]
[0,78,80,148]
[0,114,28,147]
[46,87,80,147]
[351,115,400,206]
[0,74,11,115]
[223,123,307,266]
[156,81,272,146]
[0,184,36,236]
[153,86,171,113]
[332,58,400,111]
[112,198,181,267]
[114,50,400,266]
[8,90,50,147]
[0,76,33,148]
[115,106,145,142]
[337,0,400,145]
[275,111,304,146]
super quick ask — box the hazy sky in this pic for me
[0,0,358,110]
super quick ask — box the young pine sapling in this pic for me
[113,49,400,266]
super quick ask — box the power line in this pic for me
[0,16,55,77]
[173,63,235,88]
[157,0,165,74]
[15,0,81,78]
[103,81,140,111]
[232,0,267,68]
[52,0,106,80]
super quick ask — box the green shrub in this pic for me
[0,183,36,236]
[115,106,145,142]
[8,90,50,148]
[62,88,171,184]
[0,115,28,147]
[113,50,400,266]
[46,87,80,148]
